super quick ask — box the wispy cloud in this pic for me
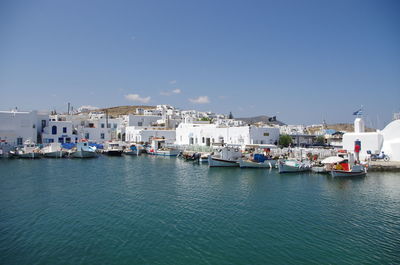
[125,94,151,103]
[169,80,177,85]
[160,88,182,96]
[189,96,210,104]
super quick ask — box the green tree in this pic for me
[279,134,292,147]
[315,135,325,145]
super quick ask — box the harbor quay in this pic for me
[1,105,400,174]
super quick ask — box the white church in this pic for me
[342,115,400,162]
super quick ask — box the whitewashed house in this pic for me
[343,117,400,161]
[175,121,279,147]
[125,127,176,144]
[0,110,49,146]
[42,119,76,144]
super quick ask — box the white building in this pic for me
[42,119,76,144]
[126,114,161,127]
[125,127,176,144]
[342,117,400,161]
[0,110,49,146]
[175,122,279,147]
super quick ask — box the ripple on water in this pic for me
[0,157,400,264]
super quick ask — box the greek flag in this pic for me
[353,109,363,115]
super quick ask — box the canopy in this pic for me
[321,156,344,164]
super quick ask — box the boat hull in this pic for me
[43,151,67,158]
[208,156,239,167]
[278,162,311,173]
[70,150,98,158]
[239,159,276,168]
[311,166,328,173]
[330,170,366,177]
[149,150,180,156]
[17,152,41,159]
[104,150,123,156]
[124,151,140,156]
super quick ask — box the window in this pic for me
[85,133,89,139]
[138,122,143,126]
[263,132,270,136]
[113,123,117,128]
[52,126,57,135]
[48,139,54,143]
[202,137,205,143]
[58,137,64,143]
[100,133,105,139]
[17,137,23,145]
[66,138,71,143]
[63,127,67,133]
[107,123,111,128]
[41,120,46,132]
[101,123,105,128]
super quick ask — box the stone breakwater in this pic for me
[368,161,400,172]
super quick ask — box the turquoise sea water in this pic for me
[1,156,399,264]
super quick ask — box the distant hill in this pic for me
[98,105,156,117]
[236,115,285,126]
[307,123,376,134]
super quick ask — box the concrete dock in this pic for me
[368,161,400,172]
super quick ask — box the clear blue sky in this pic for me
[1,0,399,126]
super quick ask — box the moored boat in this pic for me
[208,146,242,167]
[41,143,67,158]
[70,142,97,158]
[103,141,124,156]
[124,144,141,156]
[278,160,311,173]
[147,138,180,156]
[239,159,277,168]
[10,140,41,159]
[331,164,367,177]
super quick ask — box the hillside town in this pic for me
[1,104,399,166]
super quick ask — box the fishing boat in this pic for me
[199,153,210,163]
[41,143,67,158]
[70,142,97,158]
[124,144,141,156]
[239,154,277,168]
[278,160,311,173]
[312,156,344,174]
[331,164,367,177]
[103,141,124,156]
[208,146,242,167]
[149,147,180,156]
[239,159,277,168]
[147,138,180,156]
[10,140,41,159]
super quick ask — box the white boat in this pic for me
[239,158,277,168]
[41,143,67,158]
[70,142,97,158]
[149,148,180,156]
[124,144,141,156]
[278,160,311,173]
[331,164,367,177]
[147,138,180,156]
[311,166,328,173]
[208,146,242,167]
[103,141,124,156]
[10,140,41,159]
